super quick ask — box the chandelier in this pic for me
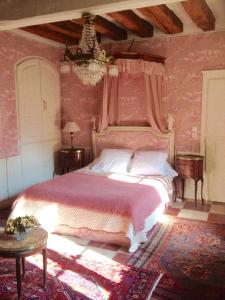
[60,13,118,86]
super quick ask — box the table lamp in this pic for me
[63,121,80,149]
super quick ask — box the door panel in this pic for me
[0,159,8,202]
[207,79,225,140]
[17,59,43,144]
[205,75,225,202]
[15,58,61,193]
[40,61,61,140]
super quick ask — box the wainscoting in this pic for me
[0,139,60,208]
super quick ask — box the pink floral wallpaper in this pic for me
[0,31,59,158]
[1,30,225,158]
[61,31,225,153]
[109,31,225,152]
[61,73,103,148]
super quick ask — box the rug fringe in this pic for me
[146,272,164,300]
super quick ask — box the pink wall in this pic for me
[61,31,225,153]
[1,30,225,158]
[61,73,103,148]
[0,31,60,158]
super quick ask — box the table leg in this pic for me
[43,248,47,289]
[181,178,185,201]
[194,180,198,207]
[201,178,204,205]
[16,255,22,299]
[22,257,25,277]
[173,178,177,202]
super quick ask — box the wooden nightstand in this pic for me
[60,148,85,174]
[175,154,204,206]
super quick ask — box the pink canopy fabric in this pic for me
[116,59,165,76]
[98,59,168,133]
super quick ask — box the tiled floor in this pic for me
[0,200,225,264]
[169,199,225,223]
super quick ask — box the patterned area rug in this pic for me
[0,218,225,300]
[128,217,225,300]
[0,234,159,300]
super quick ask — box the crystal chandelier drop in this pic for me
[60,13,117,86]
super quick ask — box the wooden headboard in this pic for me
[92,126,175,164]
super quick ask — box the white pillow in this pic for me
[164,162,178,179]
[130,150,168,175]
[91,148,133,173]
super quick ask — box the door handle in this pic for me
[43,100,47,111]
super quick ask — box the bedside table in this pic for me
[175,154,204,206]
[60,148,85,174]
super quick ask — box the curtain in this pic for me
[98,59,167,133]
[144,74,168,133]
[98,75,119,131]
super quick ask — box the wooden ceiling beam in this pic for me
[73,15,127,41]
[21,25,78,45]
[138,5,183,34]
[114,52,165,63]
[107,10,153,37]
[181,0,215,31]
[43,21,82,40]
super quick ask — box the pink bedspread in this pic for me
[16,172,165,233]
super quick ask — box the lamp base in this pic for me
[70,132,74,149]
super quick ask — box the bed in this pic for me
[9,126,176,252]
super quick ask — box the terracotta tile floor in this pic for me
[172,200,225,224]
[0,200,225,261]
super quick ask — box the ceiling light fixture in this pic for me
[60,12,118,86]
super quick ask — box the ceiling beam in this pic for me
[114,52,165,63]
[107,10,153,37]
[181,0,215,31]
[73,15,127,41]
[43,21,82,40]
[0,0,179,31]
[21,25,78,45]
[138,5,183,34]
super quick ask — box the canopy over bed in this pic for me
[98,57,168,134]
[113,52,165,64]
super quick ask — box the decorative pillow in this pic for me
[91,148,133,173]
[130,150,168,175]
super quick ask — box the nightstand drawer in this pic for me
[176,163,194,177]
[176,155,203,179]
[60,148,85,174]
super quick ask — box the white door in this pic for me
[17,58,43,144]
[202,70,225,203]
[15,57,61,191]
[40,60,61,140]
[0,159,8,204]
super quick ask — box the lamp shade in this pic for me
[63,122,80,133]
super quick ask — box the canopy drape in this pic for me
[98,59,168,133]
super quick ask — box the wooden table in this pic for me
[176,154,204,206]
[0,227,48,299]
[60,147,85,174]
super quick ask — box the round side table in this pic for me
[175,154,204,206]
[0,227,48,299]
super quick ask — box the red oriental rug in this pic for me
[0,233,159,300]
[0,218,225,300]
[128,217,225,300]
